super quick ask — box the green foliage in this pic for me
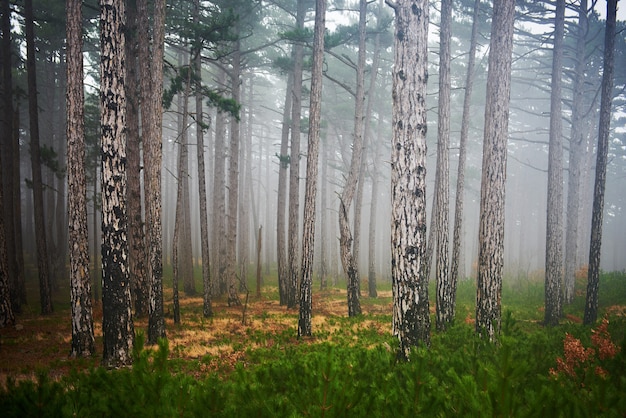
[2,274,626,416]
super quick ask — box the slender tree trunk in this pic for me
[213,80,228,296]
[179,53,196,296]
[100,0,134,367]
[475,0,515,341]
[389,0,431,359]
[435,0,452,331]
[141,0,167,344]
[564,0,588,305]
[339,0,367,317]
[288,0,307,309]
[67,0,95,356]
[194,0,212,317]
[1,0,22,314]
[298,0,326,338]
[0,161,13,327]
[25,0,53,315]
[227,39,242,307]
[125,0,148,317]
[451,0,479,294]
[319,138,328,290]
[584,0,617,326]
[544,0,565,327]
[277,71,293,304]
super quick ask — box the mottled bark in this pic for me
[435,0,452,331]
[544,0,565,327]
[298,0,325,338]
[475,0,515,342]
[564,0,588,305]
[67,0,95,357]
[339,0,367,318]
[100,0,134,367]
[584,0,617,326]
[140,0,167,344]
[25,0,53,315]
[451,0,479,300]
[213,78,228,296]
[288,0,306,309]
[388,0,431,359]
[125,0,148,317]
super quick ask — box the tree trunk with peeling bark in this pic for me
[389,0,431,359]
[100,0,134,367]
[435,0,452,331]
[475,0,515,342]
[298,0,326,338]
[67,0,95,356]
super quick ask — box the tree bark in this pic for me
[0,151,14,327]
[298,0,325,338]
[141,0,167,344]
[435,0,452,331]
[544,0,565,327]
[584,0,617,326]
[564,0,588,305]
[125,0,148,318]
[194,0,213,317]
[67,0,95,357]
[227,38,242,307]
[1,0,23,314]
[339,0,367,317]
[25,0,53,315]
[389,0,431,359]
[100,0,134,367]
[451,0,479,302]
[288,0,307,309]
[475,0,515,342]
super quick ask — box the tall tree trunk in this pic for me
[277,71,293,304]
[100,0,134,367]
[0,161,13,327]
[544,0,565,327]
[319,137,328,290]
[389,0,431,359]
[339,0,367,318]
[475,0,515,342]
[288,0,307,309]
[178,53,196,296]
[125,0,148,317]
[451,0,480,297]
[227,39,242,307]
[435,0,452,331]
[25,0,53,315]
[364,3,382,298]
[584,0,617,326]
[298,0,326,338]
[194,0,213,317]
[213,77,228,296]
[564,0,588,305]
[67,0,95,357]
[1,0,22,314]
[141,0,167,344]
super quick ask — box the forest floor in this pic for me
[1,269,625,390]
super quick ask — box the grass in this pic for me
[0,267,625,416]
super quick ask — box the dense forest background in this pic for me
[0,0,625,357]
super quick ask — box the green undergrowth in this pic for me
[2,316,625,417]
[2,272,625,417]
